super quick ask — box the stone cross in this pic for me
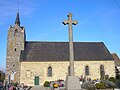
[63,13,78,76]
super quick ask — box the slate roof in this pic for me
[20,42,114,62]
[112,53,120,66]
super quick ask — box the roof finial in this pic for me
[17,0,19,12]
[15,0,20,26]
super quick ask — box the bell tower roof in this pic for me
[15,12,20,26]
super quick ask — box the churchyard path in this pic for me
[31,85,47,90]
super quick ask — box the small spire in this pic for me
[15,11,20,26]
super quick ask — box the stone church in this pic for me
[6,12,115,86]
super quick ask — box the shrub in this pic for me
[116,74,120,79]
[95,82,106,89]
[81,81,95,90]
[13,82,18,87]
[101,80,116,89]
[43,81,50,87]
[95,83,101,89]
[105,75,109,80]
[109,77,115,83]
[115,79,120,88]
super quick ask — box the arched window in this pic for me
[100,65,105,80]
[68,66,70,76]
[47,66,52,77]
[85,66,89,75]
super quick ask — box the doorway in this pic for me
[34,76,39,85]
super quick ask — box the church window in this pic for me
[14,29,18,36]
[85,66,89,75]
[12,64,15,67]
[68,66,70,76]
[14,48,17,51]
[100,65,105,80]
[26,70,31,78]
[47,66,52,77]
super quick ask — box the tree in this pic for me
[0,70,5,83]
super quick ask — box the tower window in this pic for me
[14,29,18,36]
[12,64,15,67]
[15,29,17,32]
[15,48,17,51]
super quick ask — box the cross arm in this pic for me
[62,20,69,25]
[72,20,78,25]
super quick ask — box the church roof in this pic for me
[20,42,114,61]
[112,53,120,66]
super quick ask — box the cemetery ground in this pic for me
[30,76,120,90]
[2,75,120,90]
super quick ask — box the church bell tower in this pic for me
[6,12,26,83]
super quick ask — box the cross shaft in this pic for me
[63,13,78,76]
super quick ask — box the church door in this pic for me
[34,76,39,85]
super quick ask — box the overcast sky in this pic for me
[0,0,120,72]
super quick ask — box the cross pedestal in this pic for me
[63,13,81,90]
[66,76,81,90]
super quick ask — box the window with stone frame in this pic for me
[26,70,31,78]
[100,65,105,80]
[47,66,52,77]
[85,66,89,75]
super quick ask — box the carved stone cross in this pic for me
[63,13,78,76]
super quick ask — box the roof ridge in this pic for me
[26,41,103,43]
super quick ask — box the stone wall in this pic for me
[20,60,115,86]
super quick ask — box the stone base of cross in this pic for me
[66,76,81,90]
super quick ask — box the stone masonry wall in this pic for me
[6,24,25,83]
[20,60,115,86]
